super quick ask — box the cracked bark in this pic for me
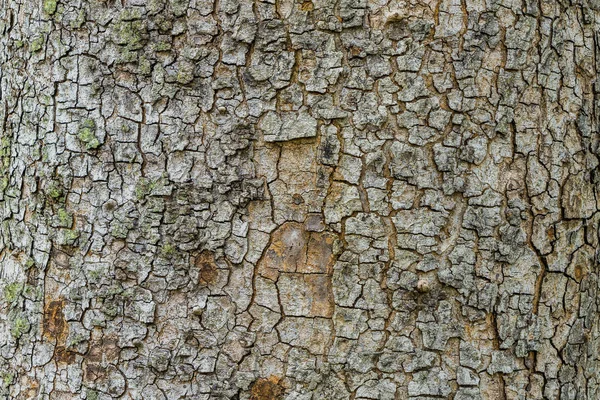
[1,0,599,399]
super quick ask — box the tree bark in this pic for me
[1,0,599,399]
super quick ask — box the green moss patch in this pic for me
[77,119,101,149]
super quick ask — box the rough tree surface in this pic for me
[0,0,599,399]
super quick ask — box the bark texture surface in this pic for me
[1,0,600,399]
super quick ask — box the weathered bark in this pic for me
[1,0,599,399]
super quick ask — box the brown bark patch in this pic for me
[259,222,337,278]
[84,336,120,382]
[303,232,335,274]
[21,376,39,399]
[55,345,76,364]
[43,299,76,364]
[260,222,307,279]
[86,336,120,364]
[195,250,218,285]
[43,299,67,341]
[305,274,334,317]
[250,376,284,400]
[259,222,337,317]
[300,1,313,11]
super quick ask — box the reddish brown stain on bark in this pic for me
[258,222,337,317]
[195,250,219,285]
[84,336,120,382]
[250,376,284,400]
[43,300,67,339]
[43,299,76,364]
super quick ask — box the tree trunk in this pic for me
[1,0,599,399]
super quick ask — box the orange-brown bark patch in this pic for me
[250,376,284,400]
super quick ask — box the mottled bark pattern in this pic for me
[0,0,599,399]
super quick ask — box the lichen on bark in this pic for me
[0,0,599,399]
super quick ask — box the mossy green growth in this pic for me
[31,146,42,160]
[70,9,86,29]
[86,389,99,400]
[1,372,13,388]
[135,177,161,200]
[43,0,57,15]
[87,269,101,281]
[42,147,50,162]
[169,0,188,17]
[113,20,146,51]
[160,242,176,257]
[138,56,152,75]
[25,258,35,270]
[81,118,95,129]
[78,119,101,150]
[147,0,164,14]
[119,8,142,21]
[57,208,73,227]
[61,229,80,246]
[111,222,128,239]
[0,176,8,192]
[11,315,30,339]
[153,40,172,52]
[68,333,87,347]
[23,284,42,301]
[135,179,149,200]
[47,182,63,199]
[102,303,118,318]
[117,50,139,64]
[4,282,23,304]
[0,135,12,160]
[176,69,194,85]
[30,36,44,53]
